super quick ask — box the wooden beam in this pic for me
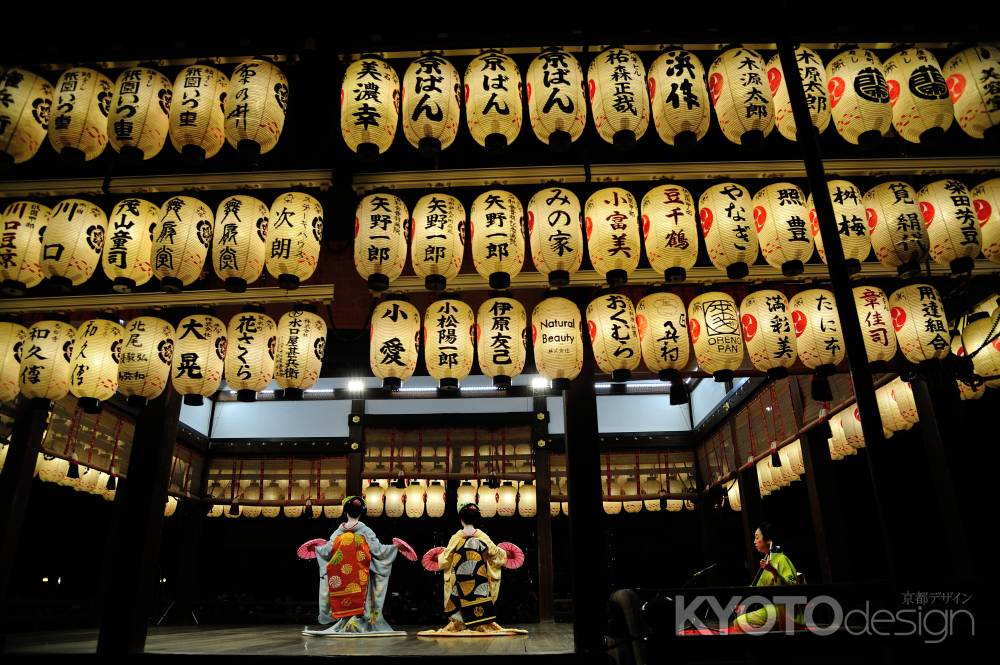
[532,396,554,622]
[346,399,365,497]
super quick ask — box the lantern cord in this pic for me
[109,416,123,477]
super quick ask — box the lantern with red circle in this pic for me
[807,180,871,276]
[825,49,892,147]
[766,48,830,141]
[942,45,1000,140]
[790,289,844,401]
[527,186,583,287]
[863,181,928,277]
[477,296,527,388]
[589,47,649,149]
[883,48,952,144]
[889,284,951,363]
[470,189,525,290]
[972,178,1000,264]
[641,184,699,282]
[699,183,758,279]
[402,53,462,155]
[586,293,641,382]
[636,292,689,403]
[411,193,465,292]
[752,183,812,276]
[708,47,774,147]
[853,286,897,367]
[688,292,743,382]
[918,179,981,275]
[740,290,797,378]
[648,49,710,149]
[526,47,586,150]
[585,187,640,287]
[465,50,522,151]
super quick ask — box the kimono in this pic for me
[436,528,507,630]
[731,551,802,631]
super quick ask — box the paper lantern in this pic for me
[603,482,622,515]
[224,504,241,519]
[889,284,950,363]
[518,482,537,517]
[207,195,268,293]
[411,193,465,291]
[666,479,684,512]
[478,485,498,517]
[102,198,157,292]
[863,181,928,277]
[262,482,282,518]
[838,408,866,451]
[456,480,477,508]
[465,50,522,150]
[354,193,408,291]
[532,297,584,389]
[497,481,517,517]
[404,482,425,518]
[164,496,178,517]
[364,480,385,517]
[648,49,710,149]
[224,58,288,157]
[370,299,419,390]
[943,45,1000,140]
[875,384,907,435]
[0,322,27,403]
[225,311,276,402]
[688,291,743,382]
[402,53,461,154]
[825,49,892,147]
[641,477,662,512]
[827,418,850,461]
[107,67,172,160]
[973,178,1000,264]
[550,498,561,517]
[740,290,797,378]
[69,319,124,413]
[324,504,344,519]
[207,504,224,518]
[526,47,586,148]
[341,57,399,158]
[952,331,988,399]
[274,309,326,399]
[282,504,303,518]
[528,186,583,286]
[766,48,830,141]
[883,48,952,144]
[853,286,897,366]
[424,299,475,388]
[621,479,642,513]
[636,292,689,401]
[889,378,919,426]
[699,183,758,279]
[727,482,741,511]
[807,180,870,275]
[36,454,70,484]
[586,293,641,382]
[476,297,526,388]
[786,440,806,476]
[118,316,174,407]
[426,481,446,517]
[752,183,812,276]
[48,67,112,161]
[960,311,1000,388]
[265,191,323,289]
[470,189,525,289]
[171,314,226,406]
[589,47,650,148]
[641,184,699,282]
[585,187,640,286]
[19,321,75,401]
[756,458,775,496]
[41,199,107,291]
[918,179,982,274]
[0,68,53,164]
[169,64,229,160]
[790,289,844,400]
[152,196,212,292]
[708,47,774,147]
[0,201,50,295]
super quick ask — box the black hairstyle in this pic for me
[758,521,781,551]
[344,495,366,519]
[458,502,481,528]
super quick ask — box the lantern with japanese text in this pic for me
[863,181,928,277]
[107,66,172,160]
[973,178,1000,263]
[825,49,892,147]
[527,47,587,149]
[470,189,525,289]
[370,299,420,390]
[960,311,1000,388]
[752,183,812,276]
[740,290,797,378]
[212,195,268,293]
[19,320,75,401]
[648,49,710,149]
[688,292,743,382]
[0,68,53,164]
[118,316,174,407]
[102,198,157,292]
[341,57,399,159]
[41,199,107,292]
[411,193,465,291]
[890,284,950,363]
[589,47,649,149]
[402,53,461,154]
[225,310,276,402]
[171,314,225,406]
[48,67,112,161]
[0,322,27,403]
[636,292,689,403]
[224,58,288,158]
[919,179,982,274]
[274,308,326,399]
[364,480,385,517]
[766,48,830,141]
[152,196,212,292]
[586,187,640,286]
[532,297,583,389]
[699,183,758,279]
[169,64,229,160]
[853,286,897,367]
[642,184,699,282]
[424,298,475,389]
[807,180,870,276]
[528,186,583,286]
[69,318,123,413]
[465,50,522,151]
[477,296,527,388]
[883,48,952,144]
[790,289,844,401]
[266,191,323,289]
[426,481,446,517]
[354,192,408,291]
[709,48,774,147]
[586,293,641,382]
[943,45,1000,140]
[0,201,49,295]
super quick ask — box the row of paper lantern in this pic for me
[601,476,693,514]
[0,191,323,297]
[339,44,1000,157]
[0,308,327,409]
[206,479,346,518]
[358,479,539,518]
[0,58,287,165]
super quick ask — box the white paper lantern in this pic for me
[171,314,226,406]
[585,187,640,286]
[426,481,446,517]
[838,408,866,450]
[889,378,919,426]
[699,183,758,279]
[207,195,268,293]
[262,482,282,518]
[48,67,112,161]
[0,322,28,403]
[103,198,157,292]
[0,201,50,295]
[528,186,583,286]
[265,191,323,289]
[424,299,475,388]
[69,319,124,413]
[404,482,425,518]
[169,64,229,160]
[107,67,172,160]
[477,296,527,388]
[943,45,1000,140]
[636,292,689,389]
[517,482,537,517]
[790,289,845,393]
[889,284,950,363]
[354,193,408,291]
[688,292,743,381]
[152,195,212,292]
[456,480,477,508]
[603,481,622,515]
[709,48,774,147]
[875,384,907,435]
[478,485,498,518]
[666,479,684,512]
[370,299,420,390]
[642,184,699,282]
[364,480,385,517]
[40,199,107,292]
[766,48,830,141]
[641,477,662,512]
[224,58,288,157]
[274,309,326,398]
[621,479,642,513]
[952,332,988,399]
[863,181,928,276]
[589,47,650,148]
[225,311,276,402]
[118,316,174,407]
[341,57,399,158]
[324,504,344,519]
[918,179,982,274]
[586,293,641,382]
[465,50,522,150]
[752,183,812,276]
[883,48,952,144]
[960,311,1000,388]
[973,178,1000,264]
[497,481,517,517]
[0,68,53,164]
[526,47,586,148]
[727,482,742,511]
[740,290,797,378]
[532,297,584,389]
[853,286,897,365]
[826,49,892,146]
[402,53,461,154]
[411,193,465,291]
[648,49,710,149]
[19,320,75,401]
[807,180,871,275]
[470,190,525,289]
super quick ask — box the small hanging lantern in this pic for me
[642,183,699,282]
[752,183,812,277]
[410,193,465,291]
[478,485,498,518]
[370,299,420,390]
[699,183,758,279]
[790,289,845,401]
[889,378,920,426]
[586,293,641,382]
[883,48,952,144]
[648,49,710,150]
[839,408,866,451]
[262,481,282,518]
[972,178,1000,264]
[103,198,158,293]
[465,50,522,152]
[341,57,399,159]
[107,66,172,161]
[404,481,425,518]
[875,384,906,436]
[164,496,178,517]
[943,44,1000,140]
[402,53,462,155]
[853,286,897,367]
[19,320,75,401]
[960,311,1000,388]
[364,480,385,517]
[224,57,288,159]
[825,49,892,147]
[274,308,326,399]
[118,316,174,407]
[585,187,640,287]
[527,186,583,287]
[603,481,622,515]
[766,47,831,142]
[863,181,928,277]
[171,314,226,406]
[954,329,988,400]
[69,318,124,413]
[354,192,408,291]
[688,291,744,382]
[324,503,344,519]
[589,47,650,149]
[152,195,213,292]
[642,476,662,512]
[532,297,584,389]
[518,482,537,517]
[0,201,50,296]
[918,179,982,274]
[739,290,797,378]
[727,482,742,511]
[0,322,28,403]
[0,68,54,165]
[497,481,517,517]
[636,292,689,403]
[424,298,475,389]
[477,296,526,389]
[666,478,684,512]
[212,195,269,293]
[890,284,951,363]
[265,191,323,289]
[807,180,871,276]
[708,47,775,147]
[621,478,642,513]
[225,310,276,402]
[48,67,113,161]
[456,480,477,508]
[169,64,229,161]
[470,189,525,289]
[526,47,587,150]
[426,481,446,517]
[41,199,107,292]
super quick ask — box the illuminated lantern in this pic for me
[727,482,742,511]
[585,187,640,286]
[324,504,344,519]
[952,332,987,399]
[171,314,225,406]
[404,481,425,518]
[212,195,268,293]
[883,48,952,144]
[589,47,649,149]
[526,47,586,149]
[402,53,461,154]
[699,183,758,279]
[69,319,124,413]
[224,58,288,158]
[766,48,830,141]
[107,66,172,160]
[103,198,157,292]
[972,178,1000,264]
[827,417,850,461]
[739,290,797,378]
[354,192,408,291]
[37,454,70,484]
[642,477,662,512]
[807,180,870,276]
[225,310,276,402]
[262,482,282,518]
[456,480,477,508]
[169,64,229,160]
[266,191,323,289]
[497,481,517,517]
[118,316,174,407]
[0,68,53,164]
[890,284,950,363]
[0,322,28,403]
[636,292,689,403]
[708,47,774,147]
[478,485,498,518]
[648,49,710,149]
[786,440,806,476]
[470,189,525,289]
[532,297,584,389]
[282,487,303,517]
[752,183,812,276]
[207,504,224,518]
[364,480,385,517]
[603,478,622,515]
[863,181,928,277]
[426,481,446,517]
[341,57,399,158]
[152,196,213,292]
[477,296,526,388]
[666,479,684,512]
[527,186,583,287]
[875,383,907,435]
[586,293,641,382]
[518,482,537,517]
[274,308,326,399]
[960,311,1000,388]
[919,179,982,274]
[383,482,404,518]
[164,496,178,517]
[424,298,475,389]
[757,456,775,496]
[688,292,743,382]
[641,184,699,282]
[465,50,522,151]
[411,193,465,291]
[621,479,642,513]
[41,199,107,292]
[0,201,50,295]
[838,408,866,450]
[370,299,420,390]
[790,289,844,401]
[19,320,75,401]
[853,286,897,367]
[943,45,1000,140]
[48,67,112,161]
[825,49,892,147]
[889,378,919,426]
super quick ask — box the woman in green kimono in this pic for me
[732,522,802,632]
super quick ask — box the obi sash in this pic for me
[445,536,496,627]
[327,531,372,619]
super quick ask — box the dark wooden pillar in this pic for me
[737,464,764,573]
[346,399,365,497]
[532,395,554,621]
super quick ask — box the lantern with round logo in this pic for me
[48,67,113,162]
[172,314,226,406]
[69,319,124,413]
[370,299,420,391]
[470,189,525,290]
[790,289,845,401]
[169,64,229,161]
[532,297,583,389]
[152,195,213,292]
[648,49,710,150]
[354,192,408,291]
[942,45,1000,140]
[972,178,1000,264]
[708,47,775,147]
[41,199,108,293]
[225,310,276,402]
[424,298,475,390]
[526,47,587,150]
[585,187,640,287]
[477,296,526,388]
[274,308,327,399]
[103,198,158,293]
[863,181,928,277]
[853,286,897,368]
[0,321,27,403]
[883,48,953,144]
[589,47,649,149]
[642,183,699,282]
[636,292,689,403]
[699,183,758,279]
[825,49,892,147]
[918,179,981,274]
[889,284,951,364]
[465,50,522,152]
[224,57,288,158]
[752,182,812,276]
[118,316,175,407]
[740,290,797,378]
[766,47,831,142]
[688,292,743,382]
[807,179,871,276]
[107,66,172,161]
[265,191,323,289]
[527,186,583,287]
[411,193,465,292]
[19,320,75,401]
[0,68,53,165]
[586,293,641,382]
[0,201,50,296]
[402,53,461,155]
[341,57,399,159]
[212,195,269,293]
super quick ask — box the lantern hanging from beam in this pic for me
[225,311,276,402]
[354,192,408,291]
[103,198,158,293]
[19,320,75,401]
[0,201,50,295]
[152,196,212,292]
[825,49,892,147]
[766,47,830,141]
[497,481,517,517]
[518,482,537,517]
[470,189,525,289]
[972,178,1000,264]
[274,308,326,399]
[688,291,744,382]
[0,68,53,164]
[341,57,399,159]
[943,44,1000,140]
[790,289,845,401]
[863,181,928,277]
[739,289,797,378]
[586,293,641,382]
[265,191,323,290]
[636,292,689,403]
[0,322,28,403]
[699,183,758,279]
[41,199,107,292]
[107,66,172,161]
[807,180,871,276]
[889,378,919,426]
[918,179,982,275]
[456,480,477,508]
[48,67,112,161]
[752,183,812,276]
[883,48,952,144]
[589,47,649,149]
[211,196,269,293]
[426,480,446,517]
[171,314,225,406]
[404,481,425,518]
[585,187,640,287]
[402,53,461,155]
[69,318,124,413]
[477,296,526,389]
[424,298,475,389]
[118,316,174,408]
[708,47,774,147]
[224,58,288,158]
[528,186,583,287]
[642,183,699,282]
[526,47,586,149]
[169,64,229,161]
[364,480,385,517]
[478,485,498,518]
[532,297,583,390]
[411,193,465,292]
[889,284,951,363]
[648,49,710,149]
[642,476,662,512]
[465,50,522,152]
[959,310,1000,388]
[853,286,897,367]
[370,299,420,391]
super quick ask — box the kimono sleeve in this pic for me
[359,524,398,563]
[315,526,344,561]
[771,553,798,585]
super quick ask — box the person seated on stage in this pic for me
[731,521,802,632]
